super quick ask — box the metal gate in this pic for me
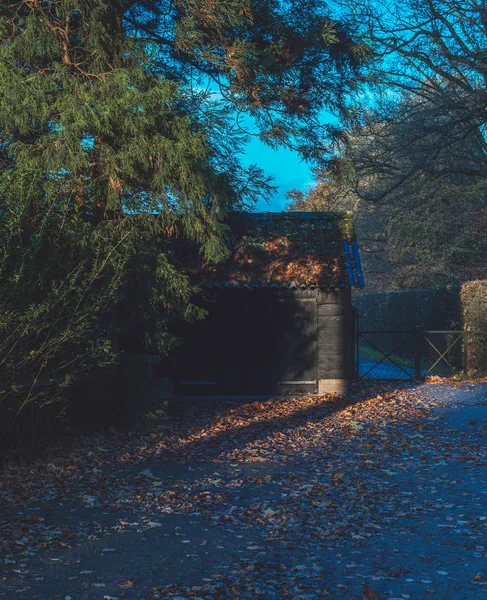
[356,329,466,380]
[422,330,466,378]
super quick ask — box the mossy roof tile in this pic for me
[192,211,364,289]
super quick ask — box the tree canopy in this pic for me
[288,0,487,291]
[345,0,487,191]
[288,92,487,290]
[0,0,369,424]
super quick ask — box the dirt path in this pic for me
[1,381,487,599]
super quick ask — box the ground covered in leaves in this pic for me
[1,381,487,599]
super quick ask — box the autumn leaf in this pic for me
[362,584,380,599]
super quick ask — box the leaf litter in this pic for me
[1,381,487,598]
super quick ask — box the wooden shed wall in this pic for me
[168,288,353,396]
[316,290,353,395]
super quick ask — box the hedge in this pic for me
[461,280,487,374]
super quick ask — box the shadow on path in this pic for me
[2,382,487,600]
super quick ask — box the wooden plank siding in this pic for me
[316,291,353,387]
[167,288,354,396]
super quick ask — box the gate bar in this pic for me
[415,330,422,380]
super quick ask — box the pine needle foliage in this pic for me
[0,0,367,429]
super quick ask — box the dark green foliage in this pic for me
[0,0,367,441]
[461,281,487,374]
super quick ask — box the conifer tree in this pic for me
[0,0,368,420]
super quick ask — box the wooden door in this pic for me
[275,298,317,391]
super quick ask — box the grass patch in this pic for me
[358,345,415,369]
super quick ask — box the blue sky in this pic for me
[203,86,318,212]
[234,0,347,212]
[236,108,339,211]
[241,138,314,211]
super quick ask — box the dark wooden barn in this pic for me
[170,212,364,396]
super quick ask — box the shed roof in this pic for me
[192,211,364,289]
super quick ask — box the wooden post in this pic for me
[352,309,359,380]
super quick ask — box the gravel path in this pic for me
[1,381,487,599]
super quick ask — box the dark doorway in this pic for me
[172,291,318,395]
[217,292,276,394]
